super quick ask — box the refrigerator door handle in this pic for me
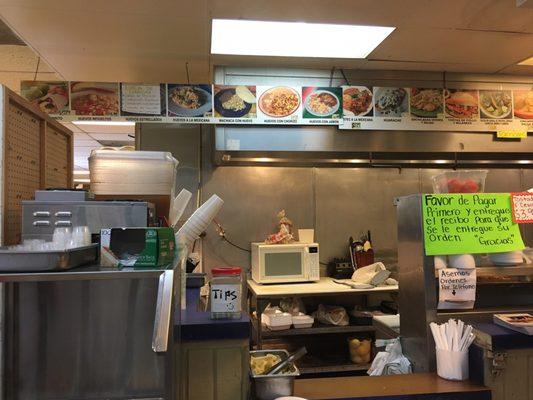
[152,270,174,352]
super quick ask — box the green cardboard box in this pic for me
[100,228,175,268]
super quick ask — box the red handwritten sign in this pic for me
[511,192,533,224]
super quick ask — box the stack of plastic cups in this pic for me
[175,195,224,310]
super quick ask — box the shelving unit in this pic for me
[251,318,375,338]
[247,277,398,376]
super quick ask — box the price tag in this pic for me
[511,192,533,223]
[497,130,527,138]
[438,268,476,303]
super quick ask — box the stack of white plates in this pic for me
[489,251,524,266]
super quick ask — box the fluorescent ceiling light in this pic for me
[73,121,135,126]
[211,19,395,58]
[518,56,533,66]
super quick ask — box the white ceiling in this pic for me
[62,122,135,170]
[0,0,532,82]
[1,0,532,170]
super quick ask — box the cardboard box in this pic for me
[100,227,175,268]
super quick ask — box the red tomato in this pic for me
[447,178,464,193]
[462,180,479,193]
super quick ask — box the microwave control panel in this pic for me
[306,245,320,281]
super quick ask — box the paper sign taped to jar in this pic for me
[210,284,241,313]
[438,268,476,303]
[422,193,525,255]
[510,192,533,223]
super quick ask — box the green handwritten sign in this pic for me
[422,193,525,256]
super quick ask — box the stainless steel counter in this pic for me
[0,265,167,282]
[0,265,178,400]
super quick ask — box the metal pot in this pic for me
[250,350,300,400]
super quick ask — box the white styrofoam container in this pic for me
[89,149,178,195]
[292,313,314,329]
[261,311,292,331]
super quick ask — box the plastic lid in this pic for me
[212,267,242,276]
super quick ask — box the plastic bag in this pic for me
[313,304,349,326]
[368,338,412,376]
[279,297,306,316]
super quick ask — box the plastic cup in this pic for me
[298,229,315,243]
[436,349,469,381]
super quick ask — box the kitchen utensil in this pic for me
[349,237,356,269]
[266,347,307,375]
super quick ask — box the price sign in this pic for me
[497,130,527,138]
[511,192,533,223]
[422,193,525,255]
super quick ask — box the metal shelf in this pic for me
[252,318,375,338]
[436,305,533,322]
[476,265,533,277]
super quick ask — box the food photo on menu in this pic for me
[342,86,373,117]
[513,90,533,119]
[479,90,513,119]
[302,87,342,119]
[444,89,479,119]
[258,86,301,119]
[20,81,69,114]
[120,83,166,116]
[70,82,119,116]
[167,84,212,118]
[409,88,443,118]
[373,87,408,117]
[213,85,256,118]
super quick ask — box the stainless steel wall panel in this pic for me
[201,167,315,273]
[315,168,419,266]
[215,125,531,154]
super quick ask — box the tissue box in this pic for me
[100,228,175,268]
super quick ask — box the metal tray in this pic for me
[0,244,98,272]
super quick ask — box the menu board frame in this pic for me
[20,80,533,133]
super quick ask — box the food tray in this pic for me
[0,244,98,272]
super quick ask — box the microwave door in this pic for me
[260,251,306,283]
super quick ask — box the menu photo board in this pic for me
[340,87,533,132]
[20,81,70,115]
[69,82,120,117]
[422,193,525,256]
[120,83,166,119]
[212,85,256,124]
[167,84,213,123]
[255,85,301,124]
[19,80,533,133]
[300,86,343,125]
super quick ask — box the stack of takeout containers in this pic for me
[89,149,178,195]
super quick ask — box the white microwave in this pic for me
[251,242,320,284]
